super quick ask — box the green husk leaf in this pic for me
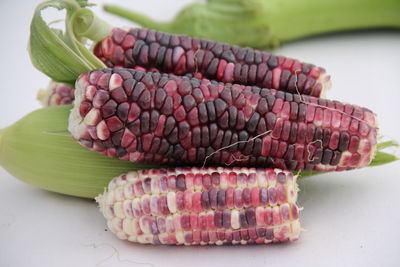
[0,105,157,199]
[29,0,110,85]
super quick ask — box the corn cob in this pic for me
[0,105,395,199]
[94,28,330,97]
[69,69,378,171]
[37,81,75,106]
[96,167,300,245]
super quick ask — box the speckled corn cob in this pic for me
[96,167,300,245]
[94,28,330,97]
[69,69,378,171]
[37,81,75,106]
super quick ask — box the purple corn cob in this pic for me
[37,81,75,106]
[94,28,331,97]
[96,167,300,245]
[69,69,378,171]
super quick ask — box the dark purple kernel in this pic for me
[155,88,167,109]
[267,55,278,68]
[183,95,196,112]
[149,42,160,63]
[221,130,232,148]
[116,102,129,122]
[277,172,287,184]
[233,63,241,81]
[161,96,173,115]
[111,129,124,146]
[192,127,201,147]
[280,70,291,89]
[254,51,263,64]
[209,123,218,143]
[256,98,269,115]
[141,73,154,88]
[116,147,127,157]
[221,50,235,62]
[127,120,140,136]
[164,116,176,136]
[158,139,169,155]
[322,128,331,147]
[138,45,149,66]
[150,110,160,131]
[201,126,210,147]
[228,106,237,128]
[132,40,145,58]
[247,112,260,133]
[214,211,223,228]
[331,151,342,165]
[198,103,208,124]
[338,132,350,152]
[238,131,249,150]
[256,118,267,135]
[176,174,186,191]
[217,111,229,129]
[263,70,273,88]
[138,90,151,109]
[140,111,150,133]
[239,210,249,228]
[253,138,262,156]
[159,34,170,46]
[214,99,227,117]
[244,49,255,64]
[314,127,323,141]
[321,149,333,164]
[131,82,145,101]
[248,65,257,83]
[223,210,231,229]
[149,137,161,153]
[265,112,276,130]
[206,101,217,122]
[217,190,226,210]
[275,91,285,99]
[163,48,173,70]
[284,145,294,160]
[311,148,323,164]
[92,90,110,108]
[205,58,219,77]
[155,46,167,67]
[123,79,136,96]
[178,121,190,139]
[297,103,306,122]
[202,51,214,71]
[209,188,218,209]
[220,88,233,105]
[239,64,249,84]
[192,88,204,103]
[245,208,256,226]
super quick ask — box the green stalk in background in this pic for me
[0,106,397,199]
[0,106,156,198]
[104,0,400,48]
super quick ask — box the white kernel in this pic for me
[122,218,135,236]
[114,186,125,201]
[231,210,240,229]
[113,202,125,219]
[126,171,139,182]
[167,192,177,213]
[96,120,110,140]
[109,73,123,91]
[137,234,153,244]
[111,217,123,232]
[175,231,185,244]
[84,108,101,126]
[122,200,134,218]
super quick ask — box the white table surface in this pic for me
[0,1,399,266]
